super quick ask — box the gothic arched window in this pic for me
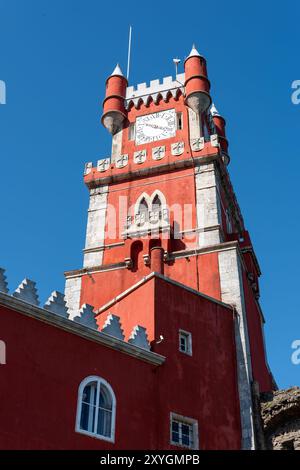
[76,376,116,442]
[136,197,149,225]
[151,194,162,222]
[152,195,162,212]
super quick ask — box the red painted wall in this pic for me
[80,251,221,313]
[151,276,242,450]
[0,278,242,449]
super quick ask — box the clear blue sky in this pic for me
[0,0,299,388]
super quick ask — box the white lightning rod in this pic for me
[127,25,132,80]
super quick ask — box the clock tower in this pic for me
[64,45,273,449]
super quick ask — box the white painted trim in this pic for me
[170,412,199,450]
[179,329,193,356]
[75,375,116,443]
[134,192,152,215]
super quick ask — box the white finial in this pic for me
[111,63,124,77]
[210,103,221,117]
[188,44,201,58]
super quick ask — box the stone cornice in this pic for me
[241,245,262,276]
[85,153,220,189]
[64,241,240,278]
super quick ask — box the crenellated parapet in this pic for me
[0,268,8,294]
[125,73,185,109]
[0,268,151,351]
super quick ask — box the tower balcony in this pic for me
[122,208,171,239]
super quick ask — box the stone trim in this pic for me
[82,241,125,254]
[85,153,220,189]
[125,73,185,109]
[194,162,222,248]
[83,186,109,268]
[218,247,255,449]
[65,241,241,278]
[0,292,165,366]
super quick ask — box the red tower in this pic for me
[63,45,274,449]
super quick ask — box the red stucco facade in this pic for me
[0,275,241,449]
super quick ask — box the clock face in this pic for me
[135,109,176,145]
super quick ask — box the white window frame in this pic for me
[179,329,192,356]
[75,375,116,443]
[170,412,199,450]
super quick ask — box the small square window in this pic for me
[179,330,192,356]
[170,413,198,450]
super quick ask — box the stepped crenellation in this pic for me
[0,268,150,351]
[125,73,185,108]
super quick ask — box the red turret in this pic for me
[184,45,211,114]
[102,64,128,134]
[210,103,229,160]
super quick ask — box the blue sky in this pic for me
[0,0,299,388]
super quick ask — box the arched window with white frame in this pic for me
[76,376,116,443]
[152,194,162,212]
[138,197,149,223]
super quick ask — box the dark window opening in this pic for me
[176,112,183,130]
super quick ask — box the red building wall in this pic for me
[0,277,242,449]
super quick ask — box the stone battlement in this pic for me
[0,268,151,352]
[126,73,185,108]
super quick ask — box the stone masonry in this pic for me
[260,387,300,450]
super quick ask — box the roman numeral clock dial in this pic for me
[135,109,176,145]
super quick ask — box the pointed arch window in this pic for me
[139,197,149,216]
[152,194,162,212]
[136,197,149,225]
[151,194,162,222]
[76,376,116,443]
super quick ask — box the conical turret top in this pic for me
[210,103,221,117]
[187,44,202,59]
[110,63,124,77]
